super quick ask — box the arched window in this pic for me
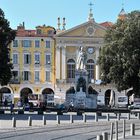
[67,59,75,83]
[86,59,95,83]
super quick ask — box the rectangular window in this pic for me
[24,54,31,64]
[46,71,50,82]
[46,54,51,65]
[13,54,18,64]
[46,41,50,48]
[35,40,40,48]
[12,71,19,81]
[34,53,40,64]
[23,71,29,81]
[35,71,39,82]
[13,40,18,47]
[22,40,31,47]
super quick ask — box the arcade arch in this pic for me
[0,87,13,106]
[42,88,54,106]
[105,89,111,106]
[20,87,33,104]
[126,89,133,105]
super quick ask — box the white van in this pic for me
[117,96,128,108]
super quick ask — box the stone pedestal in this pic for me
[75,69,88,82]
[65,68,97,109]
[75,69,89,94]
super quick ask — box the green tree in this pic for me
[0,8,16,86]
[99,10,140,96]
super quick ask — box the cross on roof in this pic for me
[89,2,93,8]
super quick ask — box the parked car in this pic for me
[128,98,140,109]
[56,104,66,110]
[128,104,140,109]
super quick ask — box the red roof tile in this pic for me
[100,22,113,28]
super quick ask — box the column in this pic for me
[95,47,100,80]
[95,47,99,59]
[61,46,66,81]
[56,46,60,80]
[95,65,100,80]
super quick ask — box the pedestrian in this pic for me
[17,100,21,109]
[4,99,8,109]
[10,102,14,114]
[69,101,74,111]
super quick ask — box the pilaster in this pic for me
[95,65,100,80]
[56,46,61,80]
[61,46,66,80]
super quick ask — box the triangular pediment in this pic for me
[55,20,107,38]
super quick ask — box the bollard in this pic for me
[95,112,98,122]
[127,113,130,120]
[110,122,114,140]
[123,120,125,139]
[117,113,120,121]
[102,132,108,140]
[96,134,103,140]
[28,116,32,126]
[0,110,4,114]
[130,123,135,136]
[57,115,60,124]
[70,114,73,123]
[115,121,118,140]
[43,115,46,125]
[12,117,16,128]
[106,114,109,121]
[83,114,86,123]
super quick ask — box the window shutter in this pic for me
[22,71,24,80]
[22,40,24,47]
[24,54,26,64]
[29,40,31,47]
[29,71,31,81]
[29,54,31,64]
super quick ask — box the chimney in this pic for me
[23,22,25,28]
[17,22,25,30]
[57,17,61,30]
[62,17,66,30]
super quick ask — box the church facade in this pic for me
[54,7,127,105]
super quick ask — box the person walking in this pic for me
[4,99,8,109]
[10,102,14,114]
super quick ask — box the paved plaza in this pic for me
[0,112,140,140]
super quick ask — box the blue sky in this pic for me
[0,0,139,30]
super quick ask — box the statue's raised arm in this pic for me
[76,46,86,70]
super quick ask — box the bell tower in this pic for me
[118,3,126,20]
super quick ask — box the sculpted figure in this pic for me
[76,46,86,70]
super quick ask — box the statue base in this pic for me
[65,69,97,109]
[75,69,88,84]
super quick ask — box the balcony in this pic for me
[45,63,51,69]
[23,63,31,67]
[34,61,40,68]
[10,78,20,84]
